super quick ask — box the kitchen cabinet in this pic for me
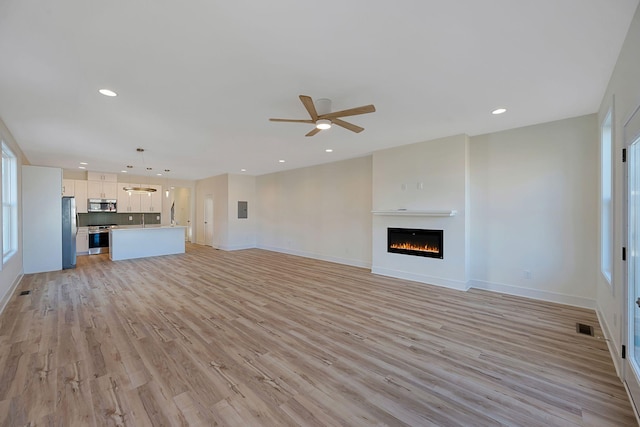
[62,179,74,196]
[117,183,142,213]
[76,228,89,255]
[140,184,162,212]
[75,180,88,213]
[87,172,118,199]
[87,172,117,182]
[88,179,118,199]
[117,183,161,212]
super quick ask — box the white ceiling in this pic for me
[0,1,637,181]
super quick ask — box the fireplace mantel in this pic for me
[372,210,457,217]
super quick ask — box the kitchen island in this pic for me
[109,226,186,261]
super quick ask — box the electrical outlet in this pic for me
[128,216,133,221]
[156,215,160,220]
[524,270,532,279]
[417,182,424,190]
[401,183,407,191]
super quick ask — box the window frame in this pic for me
[601,108,614,287]
[2,141,18,265]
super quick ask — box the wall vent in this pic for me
[576,323,594,336]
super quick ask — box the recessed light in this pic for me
[78,166,86,169]
[279,159,285,163]
[492,108,507,115]
[121,170,127,173]
[325,149,333,153]
[99,89,118,97]
[240,168,247,172]
[79,162,88,165]
[156,173,162,176]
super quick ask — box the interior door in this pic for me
[625,104,640,413]
[204,195,214,246]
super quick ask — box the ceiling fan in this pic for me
[269,95,376,137]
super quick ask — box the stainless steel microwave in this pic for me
[88,199,117,212]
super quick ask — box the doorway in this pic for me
[204,195,214,246]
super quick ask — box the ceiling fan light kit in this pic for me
[269,95,375,137]
[316,119,332,130]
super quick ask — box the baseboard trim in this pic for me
[596,305,622,378]
[0,272,23,315]
[371,267,469,291]
[256,245,371,269]
[216,244,256,251]
[468,279,596,309]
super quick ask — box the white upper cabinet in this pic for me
[62,179,75,196]
[87,172,117,182]
[118,183,160,212]
[87,172,118,199]
[75,180,88,213]
[117,183,142,213]
[139,185,162,212]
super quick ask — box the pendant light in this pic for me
[122,148,157,194]
[164,169,170,198]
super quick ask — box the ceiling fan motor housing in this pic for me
[315,98,332,116]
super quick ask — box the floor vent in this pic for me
[576,323,594,336]
[19,290,31,296]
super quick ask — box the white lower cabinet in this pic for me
[76,228,89,255]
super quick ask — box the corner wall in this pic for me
[469,115,599,308]
[597,2,640,373]
[256,156,372,267]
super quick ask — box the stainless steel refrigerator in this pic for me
[62,196,77,269]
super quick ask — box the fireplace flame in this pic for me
[389,242,440,253]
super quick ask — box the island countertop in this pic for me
[109,226,186,261]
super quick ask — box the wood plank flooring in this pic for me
[0,244,635,426]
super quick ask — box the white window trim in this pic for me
[2,141,18,266]
[601,108,614,288]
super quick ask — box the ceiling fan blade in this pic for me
[305,127,322,137]
[332,118,364,133]
[299,95,319,120]
[319,104,376,119]
[269,118,315,123]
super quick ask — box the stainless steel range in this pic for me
[88,225,117,255]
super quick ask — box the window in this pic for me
[2,141,17,264]
[601,110,613,285]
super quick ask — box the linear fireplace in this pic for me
[387,228,443,259]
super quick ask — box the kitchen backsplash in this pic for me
[78,213,161,227]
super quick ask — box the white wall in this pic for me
[371,135,469,289]
[195,174,228,247]
[0,118,25,313]
[469,115,598,308]
[227,174,256,250]
[22,165,63,273]
[256,156,372,267]
[598,3,640,373]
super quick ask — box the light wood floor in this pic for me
[0,244,635,426]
